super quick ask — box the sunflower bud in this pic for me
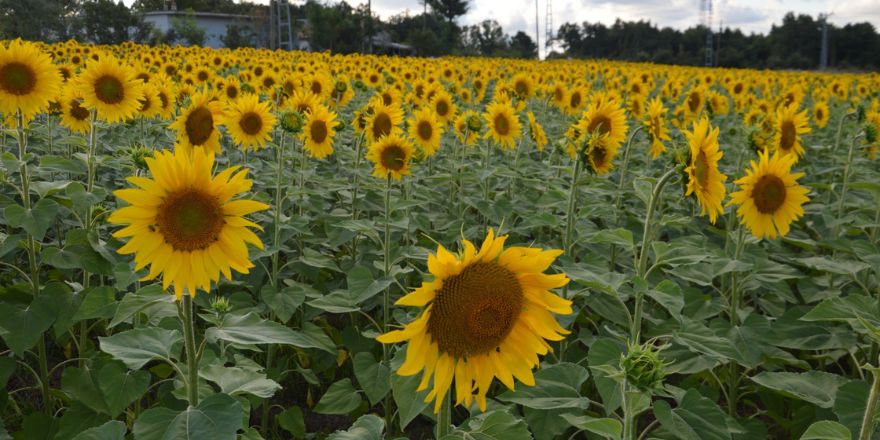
[279,110,304,134]
[864,123,878,144]
[856,105,866,123]
[334,80,348,93]
[620,341,667,392]
[211,296,231,314]
[240,83,256,95]
[127,144,154,171]
[353,80,367,90]
[467,114,483,132]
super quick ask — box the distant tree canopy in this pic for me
[552,13,880,70]
[1,1,878,70]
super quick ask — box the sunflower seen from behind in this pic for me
[301,103,338,159]
[224,94,277,151]
[683,117,727,224]
[645,97,671,159]
[773,104,811,161]
[728,150,810,240]
[366,133,414,181]
[108,147,269,299]
[77,55,144,124]
[0,39,62,119]
[170,90,223,156]
[526,111,548,151]
[408,106,443,157]
[377,229,571,412]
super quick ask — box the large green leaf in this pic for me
[132,393,243,440]
[391,370,429,431]
[751,371,849,408]
[497,362,590,410]
[327,415,385,440]
[4,198,59,240]
[833,380,869,436]
[261,282,306,324]
[98,361,150,418]
[109,284,176,328]
[199,364,280,398]
[70,421,126,440]
[205,312,336,354]
[560,414,622,439]
[440,410,533,440]
[799,421,851,440]
[98,328,182,370]
[587,338,624,415]
[353,352,391,406]
[314,379,363,415]
[652,389,733,440]
[0,292,58,356]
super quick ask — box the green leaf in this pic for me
[55,402,109,440]
[109,284,176,328]
[801,295,879,325]
[587,338,624,415]
[647,279,684,321]
[39,155,86,175]
[299,247,340,271]
[314,379,363,415]
[497,363,590,410]
[132,393,243,440]
[587,228,634,249]
[199,364,280,398]
[4,198,59,240]
[277,406,305,439]
[0,293,57,356]
[205,312,336,354]
[796,257,869,276]
[833,380,869,436]
[61,366,110,415]
[328,414,385,440]
[73,286,118,322]
[440,410,532,440]
[751,371,849,408]
[70,421,126,440]
[98,361,150,418]
[353,352,391,406]
[98,328,182,370]
[392,370,429,431]
[652,389,732,440]
[559,414,622,439]
[799,421,851,440]
[261,282,305,324]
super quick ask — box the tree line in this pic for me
[1,0,877,70]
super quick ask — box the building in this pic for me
[142,10,262,48]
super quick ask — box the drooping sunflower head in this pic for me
[483,100,522,150]
[408,106,443,158]
[108,147,269,299]
[377,229,571,412]
[169,90,224,156]
[76,55,145,124]
[300,103,338,159]
[223,94,277,152]
[773,104,812,161]
[645,97,670,159]
[526,111,548,151]
[0,39,63,119]
[366,133,414,181]
[728,149,810,240]
[454,110,481,146]
[366,99,404,143]
[683,117,727,224]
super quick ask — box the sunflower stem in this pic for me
[563,157,582,255]
[611,125,645,270]
[80,110,99,366]
[436,390,453,438]
[181,293,199,407]
[382,174,394,433]
[632,165,682,344]
[858,356,880,440]
[271,132,286,285]
[726,226,746,417]
[833,132,864,238]
[351,133,364,262]
[15,111,51,414]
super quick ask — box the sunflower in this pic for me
[510,73,534,100]
[108,147,269,299]
[813,101,830,129]
[683,117,727,224]
[377,229,571,412]
[76,55,144,124]
[0,39,62,119]
[288,89,321,116]
[431,90,457,125]
[772,104,811,161]
[169,90,224,156]
[59,83,91,134]
[366,99,404,143]
[483,100,521,149]
[728,150,810,240]
[137,83,162,119]
[300,103,337,159]
[366,133,415,180]
[526,111,548,151]
[576,97,629,151]
[408,106,443,157]
[454,110,481,146]
[682,86,705,122]
[645,97,670,159]
[224,94,277,151]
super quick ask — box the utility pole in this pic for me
[819,13,832,70]
[700,0,713,67]
[367,0,373,54]
[535,0,540,59]
[544,0,553,55]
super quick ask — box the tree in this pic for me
[509,31,536,58]
[0,0,73,41]
[222,23,257,49]
[426,0,468,23]
[81,0,151,45]
[169,8,206,46]
[462,19,507,56]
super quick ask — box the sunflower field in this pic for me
[0,38,879,440]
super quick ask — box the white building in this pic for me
[142,10,260,48]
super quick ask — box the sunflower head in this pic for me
[366,133,414,181]
[300,103,338,159]
[683,117,727,224]
[0,39,63,119]
[483,100,522,149]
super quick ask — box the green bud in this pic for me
[620,341,667,392]
[865,123,878,144]
[280,110,304,134]
[211,296,231,314]
[126,144,154,171]
[334,80,348,93]
[467,114,483,132]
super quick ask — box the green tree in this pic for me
[82,0,151,45]
[169,8,206,46]
[509,31,537,58]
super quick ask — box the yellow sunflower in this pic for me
[454,110,481,146]
[483,100,521,149]
[300,103,337,159]
[109,147,269,299]
[526,111,548,151]
[366,133,415,181]
[59,84,92,134]
[76,55,144,124]
[645,97,670,159]
[170,91,224,156]
[728,150,810,240]
[0,39,62,119]
[576,97,629,151]
[813,101,830,129]
[366,99,405,143]
[223,94,277,151]
[683,117,727,224]
[773,104,812,161]
[377,229,571,412]
[408,106,443,157]
[431,90,457,125]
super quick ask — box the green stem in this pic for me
[621,380,634,440]
[436,390,452,438]
[382,175,394,433]
[860,360,880,440]
[271,133,286,285]
[834,132,864,237]
[80,110,99,365]
[611,126,644,270]
[181,294,199,407]
[631,165,682,344]
[298,141,307,216]
[351,133,364,262]
[563,158,582,254]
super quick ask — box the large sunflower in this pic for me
[169,90,224,156]
[224,94,277,151]
[377,230,571,412]
[645,97,671,159]
[773,104,812,161]
[576,97,628,151]
[77,55,144,124]
[300,103,338,159]
[366,99,405,143]
[0,39,62,119]
[109,148,269,299]
[366,133,414,181]
[483,100,521,149]
[59,83,91,134]
[728,150,810,240]
[431,90,457,125]
[408,106,443,157]
[683,117,727,224]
